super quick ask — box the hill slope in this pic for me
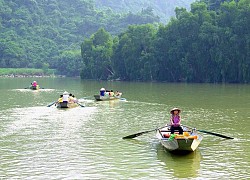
[95,0,195,22]
[0,0,194,76]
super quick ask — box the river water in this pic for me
[0,77,249,179]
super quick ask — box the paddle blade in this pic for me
[122,130,154,139]
[76,102,85,107]
[198,130,234,139]
[47,101,56,107]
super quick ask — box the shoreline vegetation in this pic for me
[0,68,65,78]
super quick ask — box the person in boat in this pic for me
[109,90,114,96]
[115,91,120,96]
[72,95,78,103]
[169,107,183,135]
[62,91,69,103]
[69,93,78,103]
[58,95,63,102]
[30,81,38,89]
[32,81,37,87]
[100,88,105,96]
[68,93,74,103]
[105,89,110,96]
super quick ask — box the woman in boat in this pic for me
[32,81,37,87]
[169,107,183,135]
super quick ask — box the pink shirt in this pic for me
[171,115,181,127]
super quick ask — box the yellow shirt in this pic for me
[58,97,63,103]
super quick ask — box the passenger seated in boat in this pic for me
[100,88,105,96]
[62,91,69,103]
[109,90,114,96]
[115,91,120,96]
[58,95,63,103]
[68,93,75,103]
[169,107,183,135]
[72,95,78,103]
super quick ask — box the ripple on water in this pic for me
[1,99,250,179]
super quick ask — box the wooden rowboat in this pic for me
[156,126,203,153]
[29,85,39,90]
[56,102,78,108]
[94,93,122,101]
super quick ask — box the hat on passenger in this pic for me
[170,107,181,114]
[63,91,69,95]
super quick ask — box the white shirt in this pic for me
[62,94,69,102]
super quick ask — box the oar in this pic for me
[47,101,57,107]
[76,102,85,107]
[183,125,234,139]
[123,126,167,139]
[197,130,234,139]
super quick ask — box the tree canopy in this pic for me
[81,0,250,83]
[0,0,161,76]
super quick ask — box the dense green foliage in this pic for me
[95,0,195,23]
[0,68,55,76]
[0,0,160,76]
[81,0,250,83]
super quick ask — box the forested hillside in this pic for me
[81,0,250,83]
[0,0,164,76]
[95,0,195,23]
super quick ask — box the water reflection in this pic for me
[156,143,202,179]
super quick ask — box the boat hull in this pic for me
[57,102,78,108]
[156,127,203,152]
[94,94,122,101]
[30,86,39,90]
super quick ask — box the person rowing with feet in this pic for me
[168,107,183,135]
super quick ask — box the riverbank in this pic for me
[0,74,66,78]
[0,68,61,78]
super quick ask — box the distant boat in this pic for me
[29,85,39,90]
[24,85,40,90]
[94,88,122,101]
[94,93,122,101]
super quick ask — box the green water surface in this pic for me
[0,77,249,179]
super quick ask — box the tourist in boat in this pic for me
[62,91,69,102]
[68,93,74,103]
[58,95,63,103]
[100,88,105,96]
[169,107,183,135]
[109,90,114,96]
[115,91,120,96]
[32,81,37,87]
[68,93,78,103]
[54,94,63,106]
[72,95,78,103]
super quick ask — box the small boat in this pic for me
[94,93,122,101]
[29,85,39,90]
[94,88,122,101]
[29,81,40,90]
[156,126,203,153]
[56,102,78,108]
